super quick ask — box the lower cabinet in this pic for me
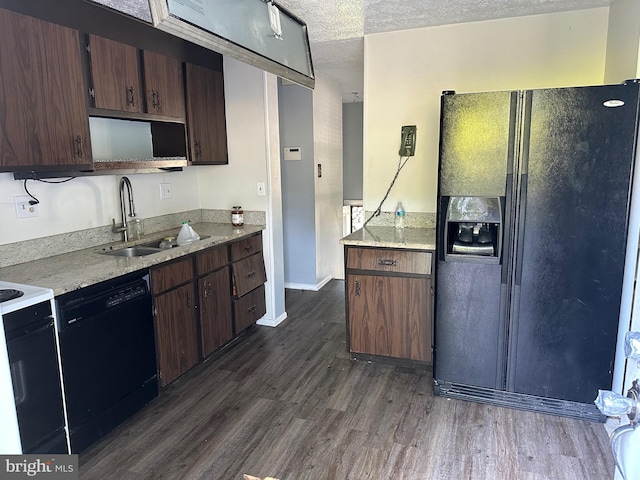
[151,233,265,387]
[154,282,199,387]
[345,246,434,362]
[234,284,266,333]
[198,266,233,357]
[230,234,267,333]
[151,257,198,387]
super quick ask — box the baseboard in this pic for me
[256,311,288,328]
[285,275,332,292]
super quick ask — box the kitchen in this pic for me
[1,0,640,478]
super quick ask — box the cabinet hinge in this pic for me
[85,44,91,54]
[88,88,95,99]
[152,306,157,317]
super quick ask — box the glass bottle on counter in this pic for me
[395,202,405,229]
[232,206,244,226]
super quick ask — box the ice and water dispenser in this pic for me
[442,196,503,263]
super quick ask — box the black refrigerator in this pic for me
[434,81,640,421]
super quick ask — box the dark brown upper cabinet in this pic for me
[141,50,185,120]
[88,34,142,114]
[0,8,92,171]
[185,63,228,165]
[87,35,185,121]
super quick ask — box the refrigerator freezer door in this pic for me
[507,84,640,403]
[435,90,518,389]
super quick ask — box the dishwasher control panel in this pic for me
[106,284,147,309]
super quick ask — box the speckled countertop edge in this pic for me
[0,223,264,296]
[340,226,435,250]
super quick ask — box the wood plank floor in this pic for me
[79,280,615,479]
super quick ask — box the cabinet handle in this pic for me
[194,141,202,158]
[355,279,361,297]
[186,290,191,308]
[247,305,257,313]
[127,86,136,107]
[75,135,84,158]
[247,271,256,278]
[204,280,211,299]
[378,258,398,267]
[151,89,160,109]
[245,245,254,252]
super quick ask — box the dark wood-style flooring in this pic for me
[79,280,614,479]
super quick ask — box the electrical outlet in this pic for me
[160,183,172,199]
[257,182,266,196]
[15,195,39,219]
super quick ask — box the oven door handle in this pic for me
[10,360,27,405]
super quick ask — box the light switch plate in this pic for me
[160,183,172,199]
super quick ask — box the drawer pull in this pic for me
[245,245,254,252]
[355,280,361,297]
[247,271,256,277]
[378,258,398,267]
[248,305,257,313]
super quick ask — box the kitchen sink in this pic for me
[102,246,164,257]
[101,235,212,257]
[140,235,211,249]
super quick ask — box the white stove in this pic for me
[0,281,54,315]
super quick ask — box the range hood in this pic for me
[148,0,315,89]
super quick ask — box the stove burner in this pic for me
[0,289,24,303]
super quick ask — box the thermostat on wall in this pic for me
[284,147,302,161]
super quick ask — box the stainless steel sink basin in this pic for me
[140,235,211,249]
[102,246,163,257]
[101,235,212,257]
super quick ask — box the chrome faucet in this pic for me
[112,176,136,242]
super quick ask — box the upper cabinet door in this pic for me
[0,8,92,170]
[185,63,228,165]
[142,50,185,120]
[88,34,142,113]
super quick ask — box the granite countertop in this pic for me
[340,226,435,250]
[0,223,264,296]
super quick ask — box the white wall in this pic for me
[0,168,200,245]
[313,77,344,283]
[604,0,640,83]
[201,57,286,325]
[363,8,610,216]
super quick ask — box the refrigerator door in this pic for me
[507,83,640,403]
[435,90,518,389]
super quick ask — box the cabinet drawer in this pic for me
[233,284,266,333]
[232,252,266,297]
[347,248,431,275]
[230,233,263,262]
[151,257,193,294]
[195,245,229,276]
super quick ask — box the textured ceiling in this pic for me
[92,0,614,102]
[276,0,614,101]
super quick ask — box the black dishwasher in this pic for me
[57,271,158,453]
